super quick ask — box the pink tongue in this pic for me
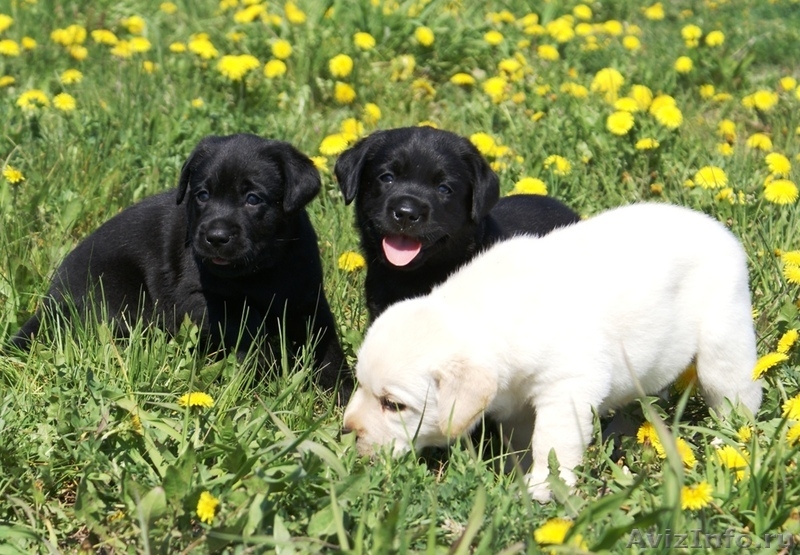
[382,235,422,266]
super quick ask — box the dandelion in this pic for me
[674,56,693,73]
[169,42,186,53]
[717,143,734,156]
[693,166,727,189]
[450,73,476,86]
[681,482,713,510]
[334,82,356,104]
[129,37,151,53]
[191,98,204,109]
[780,76,797,92]
[178,391,214,408]
[53,93,76,111]
[766,153,791,176]
[51,25,87,47]
[21,37,36,50]
[562,82,588,98]
[636,422,666,456]
[415,26,434,47]
[716,445,749,481]
[746,133,773,152]
[544,155,571,176]
[363,103,381,125]
[264,59,287,78]
[573,4,592,20]
[785,265,800,286]
[591,67,625,99]
[777,329,798,354]
[59,69,83,85]
[784,394,800,420]
[353,32,375,50]
[603,20,623,36]
[121,15,146,35]
[91,29,118,45]
[533,518,573,546]
[484,30,504,46]
[0,14,12,33]
[788,423,800,445]
[234,5,265,23]
[0,74,14,85]
[160,2,178,14]
[653,105,683,130]
[752,352,789,380]
[750,90,779,112]
[196,491,219,524]
[622,35,641,51]
[511,177,547,196]
[606,111,635,135]
[338,251,366,272]
[284,1,307,24]
[676,438,697,468]
[630,84,653,111]
[2,165,25,183]
[319,133,356,156]
[0,39,20,56]
[546,18,575,43]
[16,89,50,111]
[340,118,363,136]
[643,3,665,20]
[718,119,736,142]
[217,54,260,81]
[699,84,715,99]
[764,179,798,205]
[737,425,753,443]
[271,39,292,60]
[782,251,800,266]
[681,24,702,48]
[110,41,133,58]
[329,54,354,78]
[636,138,659,150]
[537,44,560,61]
[469,133,497,157]
[705,30,725,46]
[188,35,218,59]
[482,76,507,103]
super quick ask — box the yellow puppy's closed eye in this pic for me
[380,397,407,412]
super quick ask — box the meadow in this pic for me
[2,0,800,552]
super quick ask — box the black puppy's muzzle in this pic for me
[387,196,429,230]
[204,225,237,247]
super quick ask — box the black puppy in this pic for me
[334,126,581,320]
[11,133,349,393]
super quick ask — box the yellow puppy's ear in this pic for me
[436,358,497,437]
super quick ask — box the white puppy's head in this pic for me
[342,298,497,457]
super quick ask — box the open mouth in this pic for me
[382,235,423,267]
[210,258,231,266]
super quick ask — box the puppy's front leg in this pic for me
[525,390,595,502]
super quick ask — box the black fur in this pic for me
[11,133,350,394]
[334,126,581,320]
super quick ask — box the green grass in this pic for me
[2,0,800,552]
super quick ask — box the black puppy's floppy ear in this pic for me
[334,134,378,205]
[277,143,321,213]
[468,151,500,223]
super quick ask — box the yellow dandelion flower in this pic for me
[681,24,702,47]
[51,25,87,47]
[2,165,25,184]
[544,155,571,176]
[746,133,773,152]
[561,82,589,98]
[534,518,572,545]
[717,143,734,156]
[363,103,381,125]
[636,138,659,150]
[676,438,696,468]
[482,76,507,103]
[0,39,20,56]
[546,17,575,43]
[736,425,753,443]
[484,30,504,46]
[573,4,592,20]
[169,42,186,53]
[191,98,204,108]
[511,177,547,196]
[785,264,800,286]
[622,35,641,51]
[450,72,476,86]
[783,394,800,420]
[217,54,260,81]
[705,30,724,46]
[766,153,791,176]
[751,90,779,112]
[630,84,653,111]
[614,96,640,112]
[681,482,713,510]
[160,2,178,14]
[607,111,635,135]
[694,166,727,189]
[121,15,146,35]
[334,81,356,104]
[271,39,292,60]
[263,59,287,78]
[110,41,133,58]
[196,491,219,524]
[189,35,218,59]
[765,179,798,205]
[234,5,265,23]
[53,92,76,111]
[129,37,151,53]
[782,251,800,266]
[284,1,306,24]
[60,69,83,85]
[142,60,156,73]
[338,251,366,272]
[353,31,376,50]
[643,3,665,20]
[718,119,736,142]
[780,76,797,92]
[653,105,683,130]
[699,84,715,99]
[591,67,625,94]
[16,89,50,111]
[340,118,363,137]
[716,445,749,481]
[752,352,788,380]
[319,133,356,156]
[178,391,214,408]
[21,37,36,50]
[0,14,12,33]
[91,29,118,45]
[788,423,800,445]
[415,26,434,47]
[636,421,665,456]
[537,44,560,61]
[329,53,353,78]
[469,133,497,157]
[674,56,693,73]
[603,20,623,36]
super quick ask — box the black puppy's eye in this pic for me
[380,397,407,412]
[437,184,453,195]
[195,190,210,202]
[379,173,394,184]
[245,193,263,206]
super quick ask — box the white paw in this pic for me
[525,474,553,503]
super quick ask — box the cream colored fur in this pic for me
[342,203,762,501]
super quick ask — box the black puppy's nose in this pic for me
[205,227,233,246]
[389,199,427,226]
